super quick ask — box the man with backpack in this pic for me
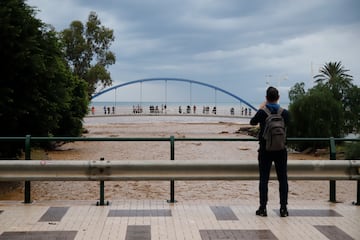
[250,86,290,217]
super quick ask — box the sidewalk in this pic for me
[0,199,359,240]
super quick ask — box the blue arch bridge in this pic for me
[90,77,257,117]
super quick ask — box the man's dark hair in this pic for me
[266,87,279,102]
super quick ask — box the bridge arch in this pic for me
[91,77,257,111]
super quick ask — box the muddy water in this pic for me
[1,120,356,204]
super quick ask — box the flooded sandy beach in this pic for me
[1,115,357,205]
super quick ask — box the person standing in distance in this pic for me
[250,86,290,217]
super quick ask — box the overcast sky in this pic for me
[27,0,360,104]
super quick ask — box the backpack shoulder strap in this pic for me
[263,107,271,116]
[264,106,284,116]
[277,107,284,115]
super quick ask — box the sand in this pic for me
[0,116,357,205]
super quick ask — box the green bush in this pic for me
[345,141,360,159]
[288,85,344,151]
[0,0,89,158]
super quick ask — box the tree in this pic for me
[0,0,89,157]
[288,82,305,103]
[314,61,359,134]
[343,85,360,133]
[288,85,344,150]
[53,75,89,137]
[289,61,359,151]
[314,61,353,101]
[61,12,116,97]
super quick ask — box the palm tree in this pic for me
[314,61,353,100]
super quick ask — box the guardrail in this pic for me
[0,135,360,205]
[0,159,359,181]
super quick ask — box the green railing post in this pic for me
[168,135,176,203]
[97,157,109,206]
[24,135,32,204]
[329,137,336,203]
[354,180,360,206]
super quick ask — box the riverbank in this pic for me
[0,118,357,204]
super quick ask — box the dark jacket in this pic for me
[250,103,290,147]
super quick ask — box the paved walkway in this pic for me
[0,199,359,240]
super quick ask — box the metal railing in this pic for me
[0,135,359,205]
[1,159,359,181]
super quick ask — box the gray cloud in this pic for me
[28,0,360,102]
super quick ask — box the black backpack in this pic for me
[262,107,286,151]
